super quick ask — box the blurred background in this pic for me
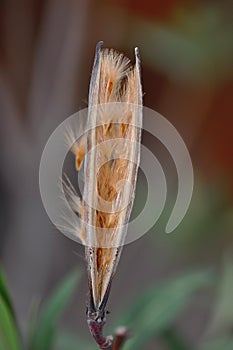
[0,0,233,349]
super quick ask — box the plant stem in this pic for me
[112,327,130,350]
[87,316,113,350]
[87,312,129,350]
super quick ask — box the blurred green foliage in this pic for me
[114,270,213,350]
[0,269,21,350]
[130,4,233,84]
[148,180,233,253]
[28,270,81,350]
[1,262,233,349]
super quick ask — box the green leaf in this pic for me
[26,298,41,350]
[0,295,21,350]
[199,337,233,350]
[55,332,96,350]
[30,270,81,350]
[160,328,189,350]
[0,268,15,318]
[115,270,213,350]
[204,256,233,336]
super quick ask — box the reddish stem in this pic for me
[87,312,130,350]
[112,327,130,350]
[87,316,113,350]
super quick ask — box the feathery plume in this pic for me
[65,41,143,349]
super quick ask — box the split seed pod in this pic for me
[67,42,143,348]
